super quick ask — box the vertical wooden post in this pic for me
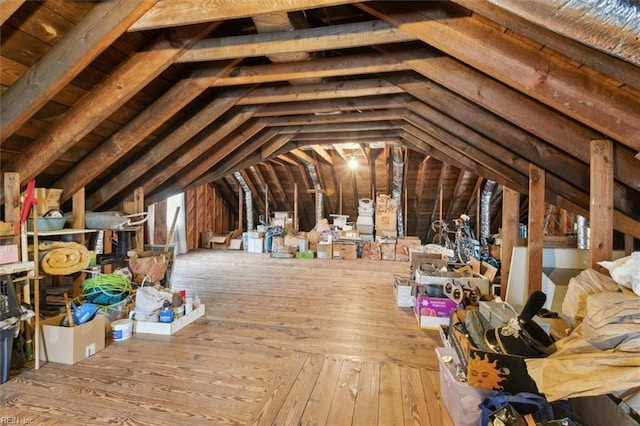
[500,187,520,300]
[238,187,243,232]
[527,164,545,294]
[3,172,20,223]
[590,140,614,271]
[154,200,168,245]
[438,188,443,223]
[339,184,343,215]
[72,189,86,297]
[31,206,40,370]
[265,184,269,224]
[133,186,145,248]
[624,235,634,256]
[294,183,299,232]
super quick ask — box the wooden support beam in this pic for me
[0,0,156,143]
[589,140,614,272]
[55,62,239,203]
[130,0,364,31]
[527,165,545,295]
[179,21,415,62]
[86,88,252,210]
[0,0,24,26]
[3,172,20,223]
[2,21,220,201]
[501,187,520,300]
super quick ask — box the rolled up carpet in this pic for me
[40,242,90,275]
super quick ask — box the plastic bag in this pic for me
[598,252,640,296]
[134,286,172,314]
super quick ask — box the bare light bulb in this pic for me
[348,158,358,169]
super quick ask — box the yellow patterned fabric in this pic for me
[40,242,90,275]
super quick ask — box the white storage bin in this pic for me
[436,347,496,426]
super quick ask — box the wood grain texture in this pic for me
[1,250,453,425]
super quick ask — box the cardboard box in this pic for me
[395,244,410,262]
[39,314,105,365]
[411,253,447,278]
[375,212,396,231]
[333,241,357,260]
[448,309,538,394]
[340,229,360,239]
[248,237,264,253]
[0,244,19,265]
[363,241,381,260]
[414,293,461,330]
[316,242,332,259]
[134,305,205,335]
[380,243,396,260]
[394,277,414,308]
[414,271,490,296]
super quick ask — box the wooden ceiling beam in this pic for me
[239,169,267,216]
[147,125,277,205]
[178,122,275,192]
[239,78,403,105]
[451,0,640,90]
[179,20,415,62]
[384,60,639,194]
[211,51,414,86]
[278,120,403,135]
[361,2,640,153]
[293,131,401,142]
[402,114,529,190]
[1,21,220,203]
[254,94,411,117]
[87,102,257,210]
[0,0,24,26]
[445,169,466,222]
[290,148,317,165]
[55,62,240,203]
[130,0,368,31]
[399,130,527,194]
[309,146,333,165]
[267,110,402,127]
[0,0,156,143]
[264,163,291,212]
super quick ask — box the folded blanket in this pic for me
[40,242,90,275]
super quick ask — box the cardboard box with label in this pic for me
[39,314,105,365]
[414,291,461,330]
[332,241,357,260]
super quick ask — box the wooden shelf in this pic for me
[0,261,35,275]
[27,228,97,237]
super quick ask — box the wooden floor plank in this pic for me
[326,359,361,425]
[272,355,324,425]
[299,357,343,425]
[401,365,432,425]
[378,363,405,425]
[1,250,450,425]
[352,362,381,426]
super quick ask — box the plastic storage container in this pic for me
[1,325,17,384]
[436,347,497,426]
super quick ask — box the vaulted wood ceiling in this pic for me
[1,0,639,242]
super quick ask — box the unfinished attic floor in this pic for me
[1,249,452,425]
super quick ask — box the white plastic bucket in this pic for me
[111,319,133,341]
